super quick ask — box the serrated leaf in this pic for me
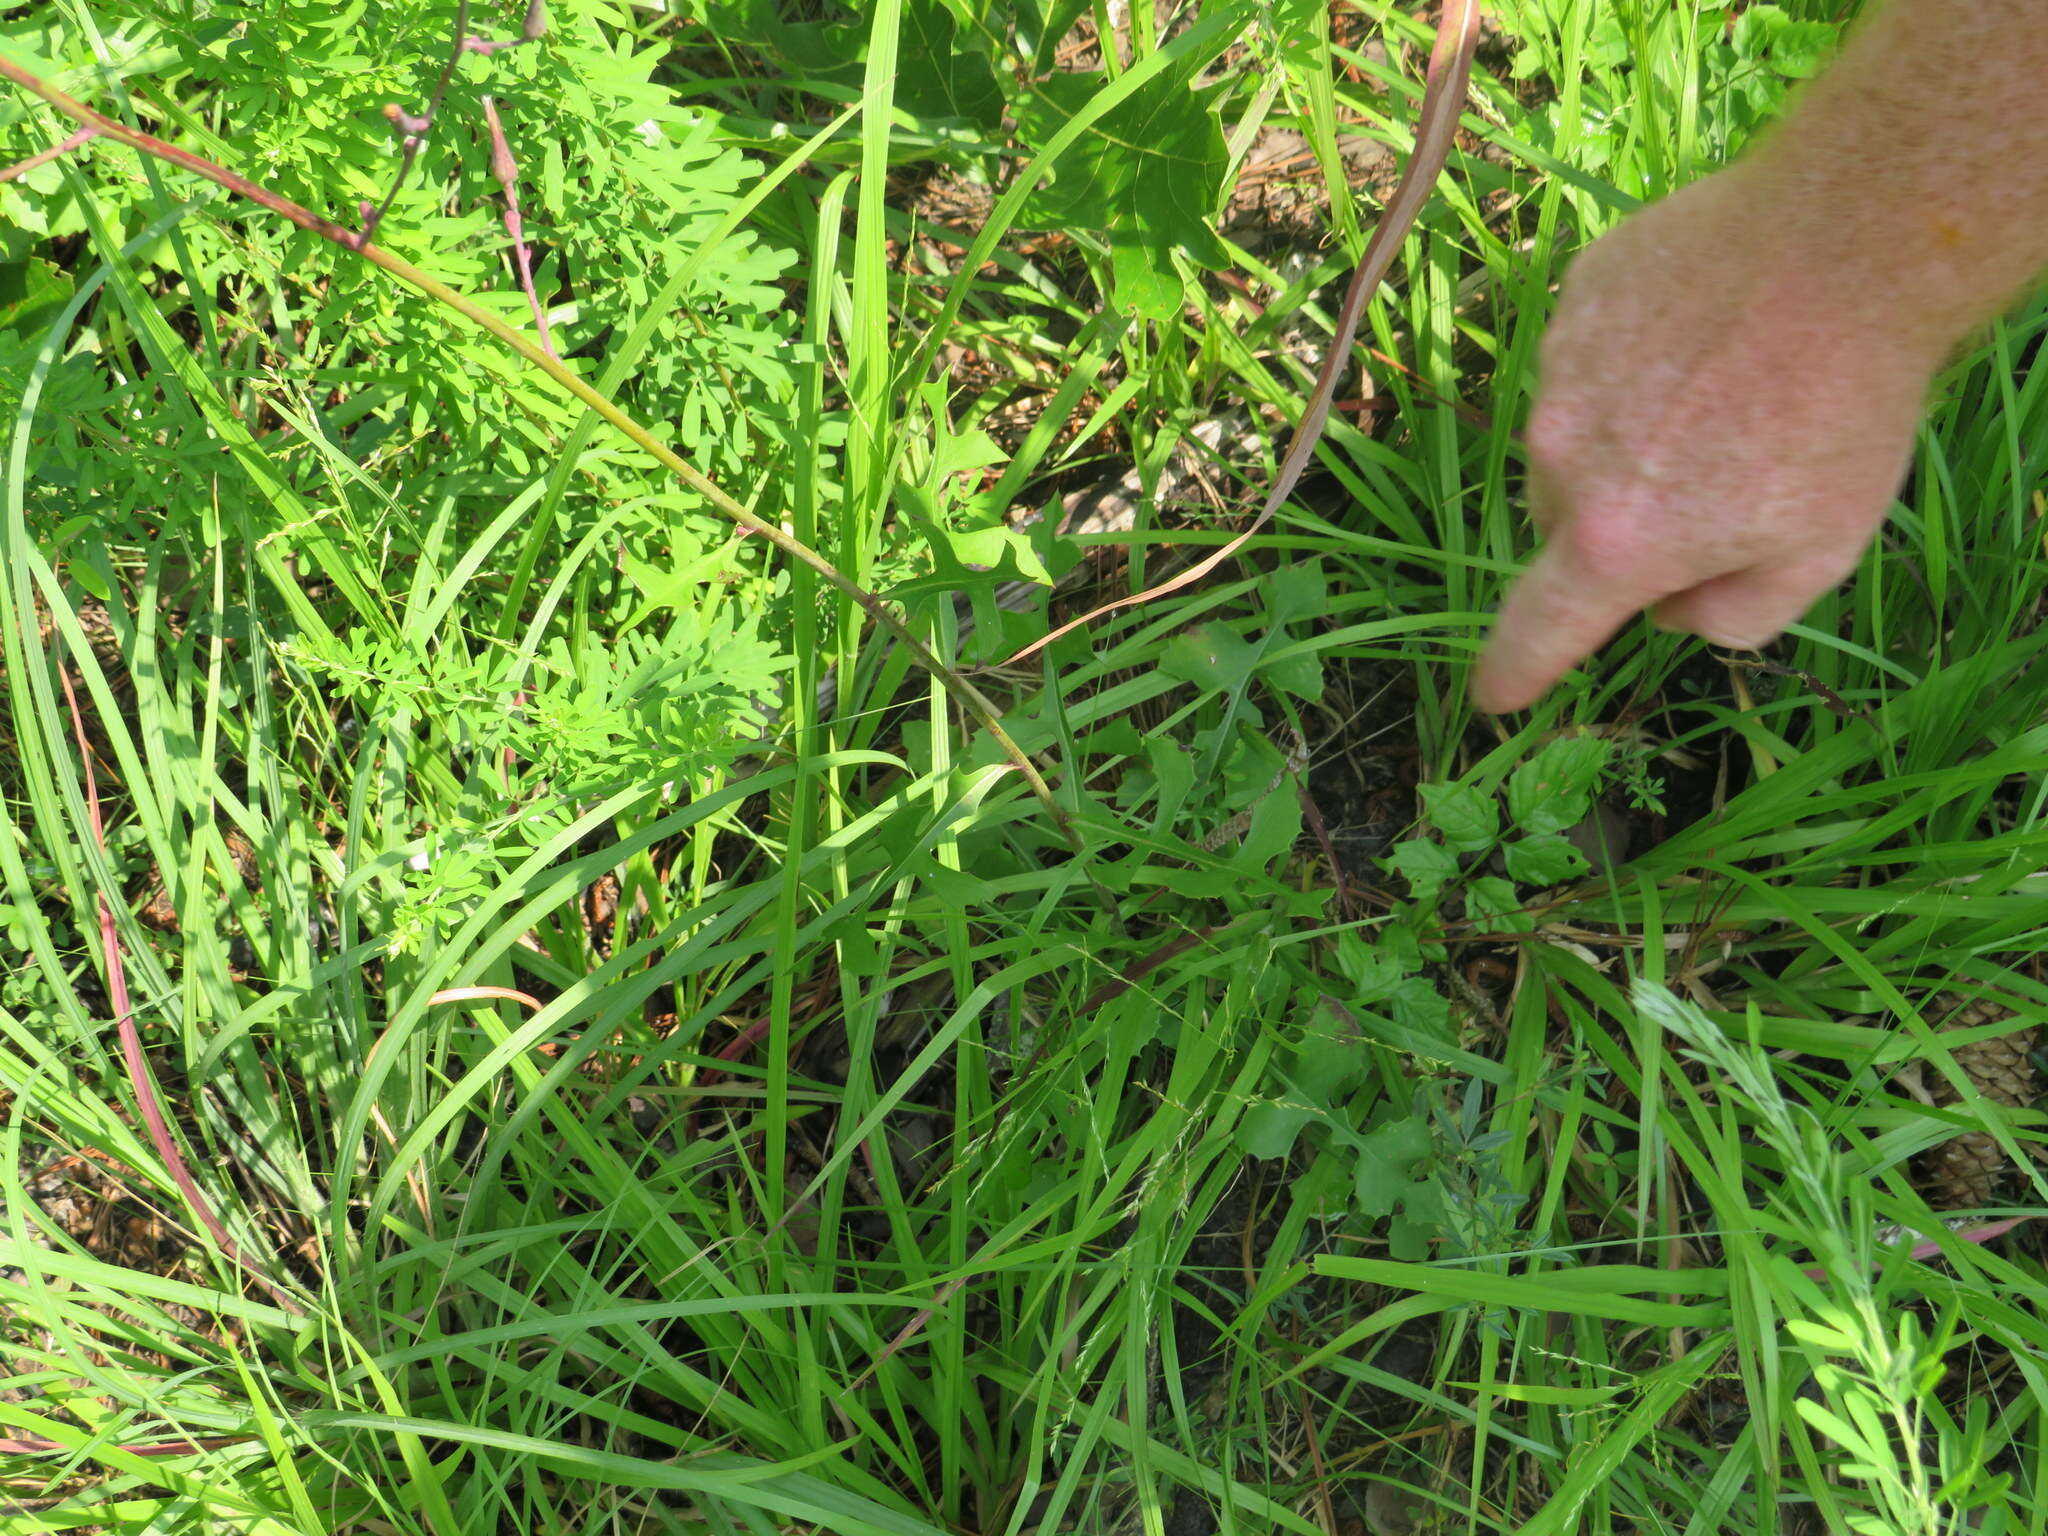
[1381,839,1457,902]
[1503,832,1589,886]
[1766,19,1837,76]
[1730,0,1788,54]
[1420,782,1497,852]
[1731,6,1837,83]
[1506,736,1610,835]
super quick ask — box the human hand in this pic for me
[1472,167,1945,714]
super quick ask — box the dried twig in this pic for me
[58,665,303,1315]
[0,124,95,184]
[1000,0,1484,666]
[481,94,555,357]
[1724,656,1871,721]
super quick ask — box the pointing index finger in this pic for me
[1473,539,1658,713]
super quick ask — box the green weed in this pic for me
[0,0,2044,1532]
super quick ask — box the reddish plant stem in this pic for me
[1799,1214,2035,1282]
[481,94,555,357]
[0,61,365,247]
[0,125,95,184]
[0,1429,250,1458]
[464,0,549,54]
[362,0,551,240]
[58,667,302,1315]
[362,0,472,241]
[1000,0,1483,666]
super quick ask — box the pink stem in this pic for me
[58,667,300,1314]
[0,125,95,184]
[1800,1214,2034,1282]
[998,0,1484,666]
[480,96,555,358]
[0,1429,249,1457]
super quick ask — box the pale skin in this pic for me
[1474,0,2048,715]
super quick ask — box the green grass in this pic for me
[2,0,2047,1531]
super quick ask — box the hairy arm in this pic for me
[1474,1,2048,714]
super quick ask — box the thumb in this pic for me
[1474,540,1655,714]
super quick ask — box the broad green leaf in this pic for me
[895,0,1005,132]
[1260,645,1323,701]
[1238,1099,1317,1159]
[1465,875,1533,933]
[1420,781,1498,852]
[0,256,69,336]
[1015,58,1230,316]
[1506,736,1610,835]
[1261,564,1326,698]
[1290,1005,1367,1103]
[1161,623,1260,694]
[907,515,1051,584]
[1351,1115,1432,1216]
[1232,771,1303,872]
[1381,838,1458,902]
[1388,977,1453,1044]
[1503,832,1588,886]
[1219,727,1284,806]
[1266,560,1327,629]
[1388,1210,1435,1262]
[894,400,1050,611]
[1390,1180,1449,1260]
